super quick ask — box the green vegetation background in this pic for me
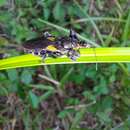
[0,0,130,130]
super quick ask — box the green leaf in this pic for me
[122,11,130,44]
[53,1,65,21]
[121,95,130,106]
[70,107,86,129]
[64,98,80,105]
[60,67,73,88]
[39,90,53,102]
[43,7,50,20]
[73,0,104,45]
[0,73,6,81]
[0,0,6,6]
[71,74,85,84]
[7,69,18,81]
[94,77,109,95]
[28,91,39,109]
[58,109,70,119]
[0,87,8,96]
[101,96,113,110]
[58,109,75,119]
[29,84,54,91]
[21,70,32,85]
[10,22,30,42]
[22,107,31,130]
[49,65,57,79]
[82,91,96,101]
[96,112,111,123]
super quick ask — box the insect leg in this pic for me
[79,41,91,48]
[40,50,47,59]
[67,48,80,61]
[33,48,39,55]
[48,51,63,58]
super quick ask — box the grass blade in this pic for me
[38,18,100,47]
[73,17,126,23]
[73,0,104,45]
[122,11,130,45]
[0,47,130,70]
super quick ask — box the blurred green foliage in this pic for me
[0,0,130,130]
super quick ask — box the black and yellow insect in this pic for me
[22,29,91,60]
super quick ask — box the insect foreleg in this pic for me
[40,50,47,59]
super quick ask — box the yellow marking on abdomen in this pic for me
[46,45,57,51]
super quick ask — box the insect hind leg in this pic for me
[67,49,80,61]
[40,50,47,59]
[79,40,91,48]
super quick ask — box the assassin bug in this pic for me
[22,29,91,60]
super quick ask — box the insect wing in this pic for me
[22,37,52,50]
